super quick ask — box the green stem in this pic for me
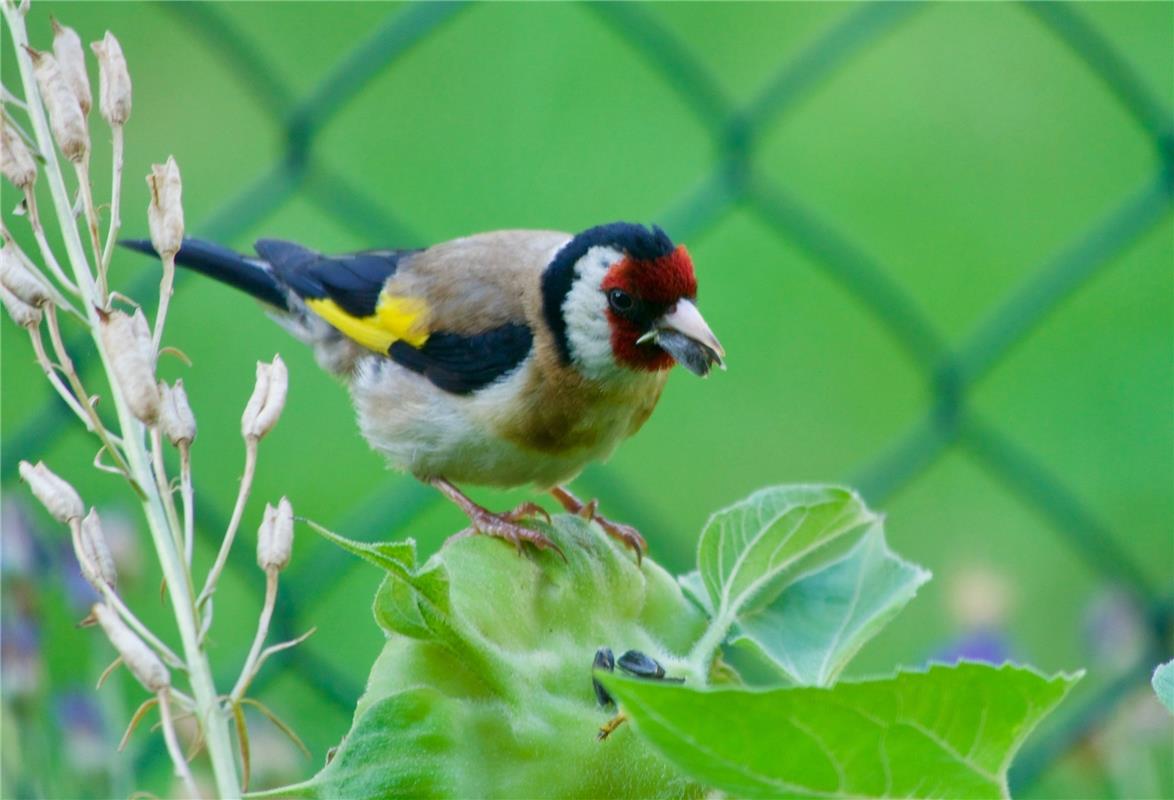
[685,611,734,684]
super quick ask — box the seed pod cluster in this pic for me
[92,604,169,692]
[257,497,294,572]
[78,508,117,590]
[90,31,131,127]
[50,18,91,116]
[18,460,84,523]
[1,244,47,328]
[242,355,288,441]
[146,157,183,259]
[1,116,37,189]
[159,380,197,446]
[98,308,160,424]
[25,46,88,163]
[1,242,51,307]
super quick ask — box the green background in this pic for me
[2,2,1171,798]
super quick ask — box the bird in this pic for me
[123,222,724,559]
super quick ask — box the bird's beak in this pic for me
[637,299,726,376]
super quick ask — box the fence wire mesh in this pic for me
[3,2,1171,793]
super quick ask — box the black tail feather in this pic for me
[120,238,289,309]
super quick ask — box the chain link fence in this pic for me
[3,2,1171,793]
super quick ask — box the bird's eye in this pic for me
[607,289,634,313]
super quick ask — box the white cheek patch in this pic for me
[562,245,621,379]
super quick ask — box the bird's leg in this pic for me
[432,478,563,558]
[550,486,647,563]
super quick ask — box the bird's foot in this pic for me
[463,507,563,559]
[502,501,552,525]
[550,486,647,564]
[432,478,563,559]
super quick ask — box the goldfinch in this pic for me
[123,223,724,557]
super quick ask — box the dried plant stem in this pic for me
[22,188,81,296]
[179,443,195,567]
[230,570,277,702]
[43,304,133,479]
[157,690,199,799]
[150,427,185,556]
[74,159,106,302]
[153,253,174,348]
[198,439,257,623]
[98,123,123,278]
[3,6,241,796]
[29,325,93,428]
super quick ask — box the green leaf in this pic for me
[300,517,416,575]
[697,485,876,623]
[287,514,710,799]
[1153,659,1174,715]
[259,687,460,800]
[601,662,1082,799]
[731,525,931,686]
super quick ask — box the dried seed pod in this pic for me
[18,460,83,523]
[159,380,196,446]
[241,355,287,441]
[98,308,160,424]
[51,18,91,116]
[1,284,42,328]
[90,32,131,127]
[25,47,88,163]
[78,508,117,589]
[92,604,169,692]
[1,242,51,307]
[1,116,37,189]
[256,497,294,572]
[146,157,183,259]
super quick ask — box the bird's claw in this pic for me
[596,518,647,564]
[470,508,565,561]
[575,502,646,564]
[503,501,552,525]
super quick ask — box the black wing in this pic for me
[388,324,533,395]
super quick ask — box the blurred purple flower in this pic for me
[55,690,109,772]
[1081,587,1147,673]
[1,614,42,698]
[935,627,1014,665]
[1,495,50,578]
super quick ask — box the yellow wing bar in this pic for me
[305,290,430,353]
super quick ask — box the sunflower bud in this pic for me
[1,116,37,189]
[25,47,88,163]
[159,380,196,446]
[257,497,294,572]
[18,460,84,523]
[51,18,91,116]
[92,604,168,692]
[77,508,117,590]
[1,242,51,307]
[241,355,287,441]
[90,32,131,127]
[0,284,41,328]
[98,309,160,424]
[146,157,183,259]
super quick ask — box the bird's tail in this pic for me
[120,238,289,310]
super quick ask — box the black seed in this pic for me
[617,650,666,679]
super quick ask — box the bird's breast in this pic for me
[492,363,668,456]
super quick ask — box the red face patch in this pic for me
[601,245,698,371]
